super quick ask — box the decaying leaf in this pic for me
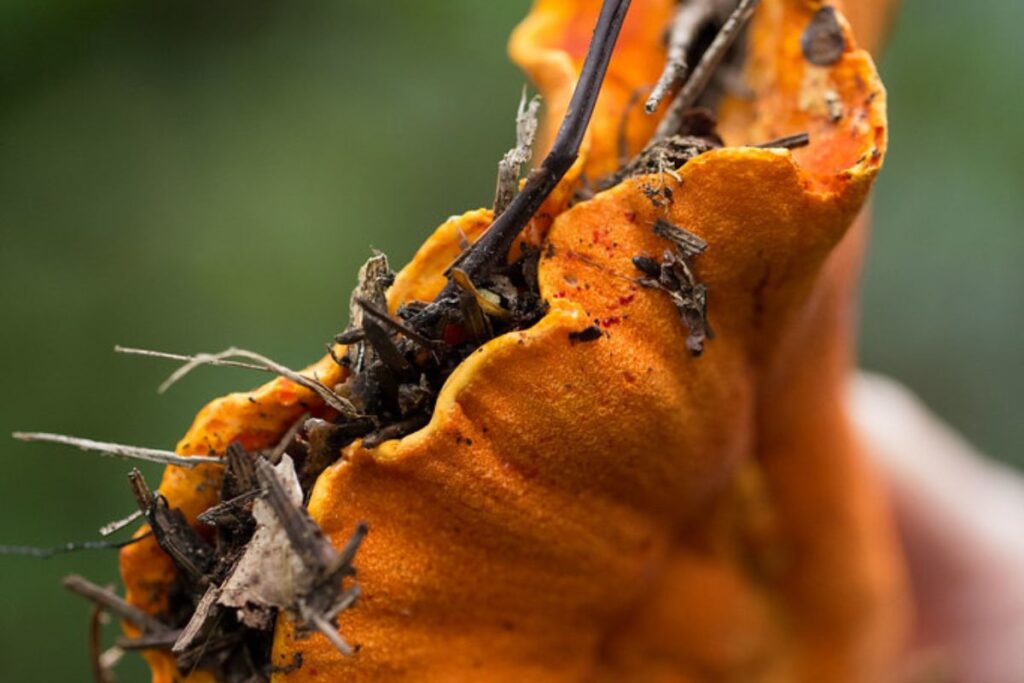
[217,456,308,629]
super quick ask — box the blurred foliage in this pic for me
[0,0,1019,680]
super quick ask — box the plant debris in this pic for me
[90,452,367,682]
[635,219,714,356]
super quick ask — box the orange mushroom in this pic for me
[119,1,908,681]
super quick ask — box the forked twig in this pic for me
[645,0,719,113]
[126,345,358,417]
[654,0,760,141]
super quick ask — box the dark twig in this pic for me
[268,413,307,465]
[89,605,116,683]
[12,431,220,468]
[326,522,369,578]
[645,0,719,113]
[755,132,810,150]
[355,297,438,350]
[63,574,168,634]
[654,0,760,141]
[0,534,150,559]
[435,0,632,294]
[128,469,214,584]
[114,631,185,651]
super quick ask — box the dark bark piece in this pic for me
[129,469,215,584]
[173,585,222,654]
[653,219,708,257]
[801,6,846,66]
[569,326,603,344]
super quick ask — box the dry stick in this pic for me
[12,432,220,468]
[63,574,168,634]
[138,345,358,417]
[326,585,361,621]
[355,297,438,349]
[115,631,183,651]
[493,89,542,215]
[434,0,632,298]
[327,522,369,578]
[0,533,150,558]
[99,509,143,537]
[267,413,308,465]
[305,608,354,657]
[89,605,116,683]
[755,132,810,150]
[114,346,267,373]
[653,0,760,141]
[645,0,719,113]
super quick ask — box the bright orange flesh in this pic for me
[120,1,907,681]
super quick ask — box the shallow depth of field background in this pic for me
[1,1,1020,679]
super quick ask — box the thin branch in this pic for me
[148,346,358,417]
[114,631,181,651]
[115,346,267,373]
[654,0,760,141]
[268,413,307,466]
[99,510,143,537]
[326,585,361,621]
[305,607,354,657]
[326,522,369,579]
[493,89,541,215]
[434,0,632,295]
[63,574,168,633]
[0,533,150,559]
[355,297,438,350]
[645,0,718,113]
[12,432,220,468]
[755,132,810,150]
[89,605,116,683]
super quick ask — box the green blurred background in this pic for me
[0,1,1020,679]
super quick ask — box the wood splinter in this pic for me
[644,0,719,113]
[654,0,761,141]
